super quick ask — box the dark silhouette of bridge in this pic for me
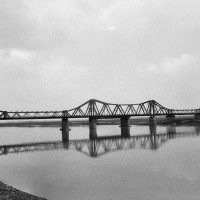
[0,99,199,120]
[0,130,199,158]
[0,99,200,141]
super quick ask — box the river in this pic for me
[0,124,200,200]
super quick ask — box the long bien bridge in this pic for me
[0,99,200,141]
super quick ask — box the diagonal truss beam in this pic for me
[0,99,199,120]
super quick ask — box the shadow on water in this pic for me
[0,124,200,158]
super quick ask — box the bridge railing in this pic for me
[170,109,199,115]
[0,111,63,119]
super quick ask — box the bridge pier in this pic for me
[89,117,97,140]
[149,117,156,136]
[120,117,130,138]
[62,118,70,142]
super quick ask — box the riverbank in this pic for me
[0,181,46,200]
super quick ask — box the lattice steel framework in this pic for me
[0,99,199,120]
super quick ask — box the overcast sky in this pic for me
[0,0,200,110]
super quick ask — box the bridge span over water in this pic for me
[0,99,200,119]
[0,99,200,141]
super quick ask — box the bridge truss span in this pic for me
[0,99,199,120]
[0,110,64,120]
[62,99,170,118]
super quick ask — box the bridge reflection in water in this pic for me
[0,126,199,158]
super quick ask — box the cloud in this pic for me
[1,0,200,109]
[144,53,198,75]
[0,49,33,64]
[108,26,116,31]
[0,48,36,83]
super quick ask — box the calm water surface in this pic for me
[0,124,200,200]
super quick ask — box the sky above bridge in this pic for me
[0,0,200,110]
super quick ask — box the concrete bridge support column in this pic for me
[149,117,156,136]
[89,117,97,140]
[62,118,69,142]
[120,117,130,138]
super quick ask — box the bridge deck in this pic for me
[0,99,199,120]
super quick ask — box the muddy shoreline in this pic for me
[0,181,46,200]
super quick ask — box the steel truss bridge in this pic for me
[0,131,198,158]
[0,99,200,120]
